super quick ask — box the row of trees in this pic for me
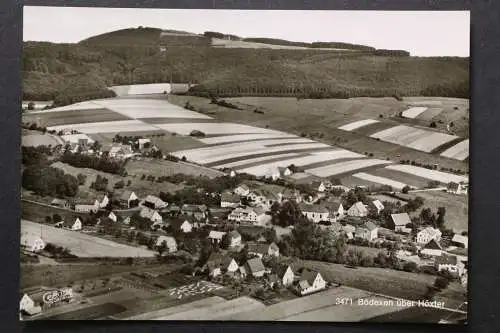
[60,151,128,175]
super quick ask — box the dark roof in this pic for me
[267,274,279,283]
[168,204,181,212]
[299,270,319,285]
[277,265,294,278]
[247,243,270,255]
[120,190,134,201]
[170,219,191,230]
[299,203,329,213]
[221,192,240,203]
[364,221,378,231]
[182,204,207,212]
[424,239,442,250]
[436,255,458,265]
[391,213,411,226]
[246,257,265,274]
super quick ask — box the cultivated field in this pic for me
[21,220,156,257]
[401,107,428,119]
[21,134,64,147]
[338,119,380,131]
[125,158,224,178]
[384,165,468,184]
[24,108,131,127]
[156,122,287,136]
[199,133,294,145]
[351,172,408,190]
[305,159,392,178]
[440,139,469,161]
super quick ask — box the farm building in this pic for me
[202,253,239,277]
[294,270,326,296]
[355,221,379,241]
[139,207,163,224]
[50,198,69,209]
[416,227,442,245]
[19,294,41,316]
[155,236,177,253]
[370,200,385,214]
[245,257,266,277]
[137,138,151,149]
[208,231,226,245]
[347,202,369,217]
[170,219,193,233]
[247,189,280,209]
[98,194,109,208]
[324,200,344,221]
[64,218,82,231]
[447,181,468,195]
[277,265,295,287]
[277,167,293,178]
[228,207,266,225]
[20,233,46,253]
[234,184,250,196]
[120,191,139,208]
[220,192,241,208]
[343,224,356,240]
[435,254,465,276]
[108,144,134,159]
[311,181,326,193]
[166,204,181,216]
[181,204,208,221]
[74,200,99,213]
[143,195,167,210]
[279,188,302,203]
[451,234,468,249]
[299,203,329,223]
[228,230,242,248]
[389,213,412,233]
[247,242,280,258]
[108,211,117,222]
[420,239,443,257]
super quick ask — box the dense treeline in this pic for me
[22,146,52,166]
[60,151,127,175]
[22,166,79,197]
[23,29,469,101]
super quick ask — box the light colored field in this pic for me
[126,296,226,320]
[211,38,351,51]
[109,83,172,96]
[60,133,95,144]
[440,139,469,160]
[159,296,266,320]
[352,172,408,190]
[406,100,443,106]
[225,287,370,320]
[47,120,158,134]
[306,159,392,177]
[385,165,468,184]
[21,134,64,147]
[29,101,102,113]
[212,152,303,169]
[283,295,412,322]
[338,119,379,131]
[405,132,459,152]
[155,122,286,136]
[415,108,444,121]
[370,125,417,141]
[402,107,428,119]
[237,150,365,176]
[199,133,295,145]
[21,220,155,257]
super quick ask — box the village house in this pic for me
[19,294,42,317]
[120,191,138,208]
[416,227,442,245]
[143,195,167,210]
[63,218,82,231]
[155,236,177,253]
[181,204,208,221]
[299,203,330,223]
[170,219,193,233]
[447,181,468,195]
[435,254,465,276]
[347,201,369,217]
[228,230,242,248]
[389,213,413,233]
[202,253,239,277]
[451,234,468,249]
[355,221,378,241]
[137,138,151,149]
[294,270,326,296]
[247,242,280,258]
[74,200,100,213]
[245,257,266,277]
[228,207,267,225]
[50,198,69,209]
[311,181,326,193]
[370,200,385,215]
[277,265,295,287]
[234,184,250,197]
[277,167,293,178]
[420,239,443,257]
[139,207,163,224]
[20,233,46,253]
[279,188,302,203]
[98,194,109,208]
[220,192,241,208]
[208,231,226,245]
[343,224,356,240]
[265,274,280,289]
[123,216,131,225]
[108,144,134,159]
[325,200,344,222]
[108,211,117,222]
[166,204,181,216]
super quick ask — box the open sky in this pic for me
[23,7,470,57]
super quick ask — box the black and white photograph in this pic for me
[20,7,469,323]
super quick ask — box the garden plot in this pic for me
[213,152,304,169]
[160,296,266,320]
[47,120,158,134]
[401,107,428,119]
[405,132,458,153]
[166,281,223,299]
[306,159,392,178]
[237,150,365,176]
[440,139,469,161]
[352,172,408,190]
[155,122,286,136]
[200,133,296,145]
[29,101,102,113]
[338,119,380,131]
[385,165,468,184]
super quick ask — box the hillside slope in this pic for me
[22,27,469,101]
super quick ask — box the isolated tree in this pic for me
[77,173,87,186]
[27,101,35,110]
[436,207,446,229]
[401,185,411,194]
[53,214,62,223]
[157,240,167,256]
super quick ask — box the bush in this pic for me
[190,130,206,137]
[434,276,449,290]
[429,121,437,128]
[401,185,411,194]
[114,180,125,189]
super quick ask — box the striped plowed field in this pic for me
[351,121,396,136]
[139,117,217,124]
[23,108,131,127]
[368,168,430,189]
[430,137,466,154]
[415,107,444,121]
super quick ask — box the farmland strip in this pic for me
[402,107,428,119]
[338,119,379,131]
[385,165,468,184]
[306,159,392,177]
[352,172,408,190]
[439,139,469,160]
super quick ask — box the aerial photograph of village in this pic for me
[20,7,469,323]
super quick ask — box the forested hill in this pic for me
[23,27,469,102]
